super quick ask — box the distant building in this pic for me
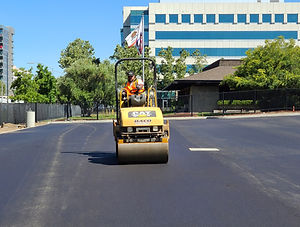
[164,59,242,112]
[122,1,300,69]
[0,25,14,96]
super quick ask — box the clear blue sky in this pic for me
[0,0,158,77]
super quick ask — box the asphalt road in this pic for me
[0,116,300,226]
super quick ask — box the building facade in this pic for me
[122,1,300,67]
[0,25,14,97]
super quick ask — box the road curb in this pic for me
[165,112,300,120]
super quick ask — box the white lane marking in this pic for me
[189,148,220,152]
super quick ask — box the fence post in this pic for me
[0,103,3,125]
[96,102,99,120]
[35,103,38,123]
[285,88,288,111]
[66,103,70,121]
[254,90,257,114]
[190,95,193,116]
[70,104,72,117]
[222,92,225,116]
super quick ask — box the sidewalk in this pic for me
[0,121,49,134]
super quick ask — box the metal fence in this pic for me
[157,88,300,115]
[0,103,81,124]
[158,95,192,113]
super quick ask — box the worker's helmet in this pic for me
[127,71,135,77]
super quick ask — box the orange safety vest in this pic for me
[124,79,145,95]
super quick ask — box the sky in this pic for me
[0,0,158,77]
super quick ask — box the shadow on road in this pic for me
[62,151,118,165]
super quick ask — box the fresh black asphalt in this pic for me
[0,116,300,226]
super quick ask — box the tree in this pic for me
[174,49,190,79]
[10,68,45,103]
[188,49,207,75]
[35,64,57,103]
[58,38,95,69]
[57,76,78,104]
[221,37,300,90]
[58,58,117,116]
[96,60,115,107]
[110,44,155,89]
[158,47,207,89]
[0,80,5,98]
[63,58,98,115]
[158,46,175,89]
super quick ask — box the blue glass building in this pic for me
[122,1,300,67]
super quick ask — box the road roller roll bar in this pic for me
[114,58,157,122]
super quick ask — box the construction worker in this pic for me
[122,71,145,106]
[123,71,144,95]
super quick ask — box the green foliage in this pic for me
[217,100,256,106]
[217,100,231,106]
[174,49,190,79]
[158,46,175,89]
[222,37,300,90]
[59,38,95,69]
[231,100,254,106]
[158,47,207,89]
[58,39,118,116]
[58,58,116,116]
[35,64,57,103]
[10,68,45,103]
[188,49,207,75]
[57,76,78,103]
[111,45,207,90]
[110,44,155,89]
[0,81,5,96]
[10,64,58,103]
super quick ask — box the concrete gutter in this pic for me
[165,111,300,120]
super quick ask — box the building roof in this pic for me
[164,59,242,90]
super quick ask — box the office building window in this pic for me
[250,14,259,23]
[130,10,148,25]
[262,14,271,23]
[169,14,178,23]
[207,14,215,23]
[287,14,298,23]
[219,14,234,23]
[130,15,142,25]
[194,14,203,23]
[238,14,246,23]
[155,14,166,23]
[155,47,251,57]
[144,15,149,25]
[155,31,298,40]
[275,14,284,23]
[182,14,191,23]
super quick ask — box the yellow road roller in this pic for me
[113,58,170,164]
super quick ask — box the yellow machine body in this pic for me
[120,107,163,127]
[113,58,169,164]
[113,105,169,164]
